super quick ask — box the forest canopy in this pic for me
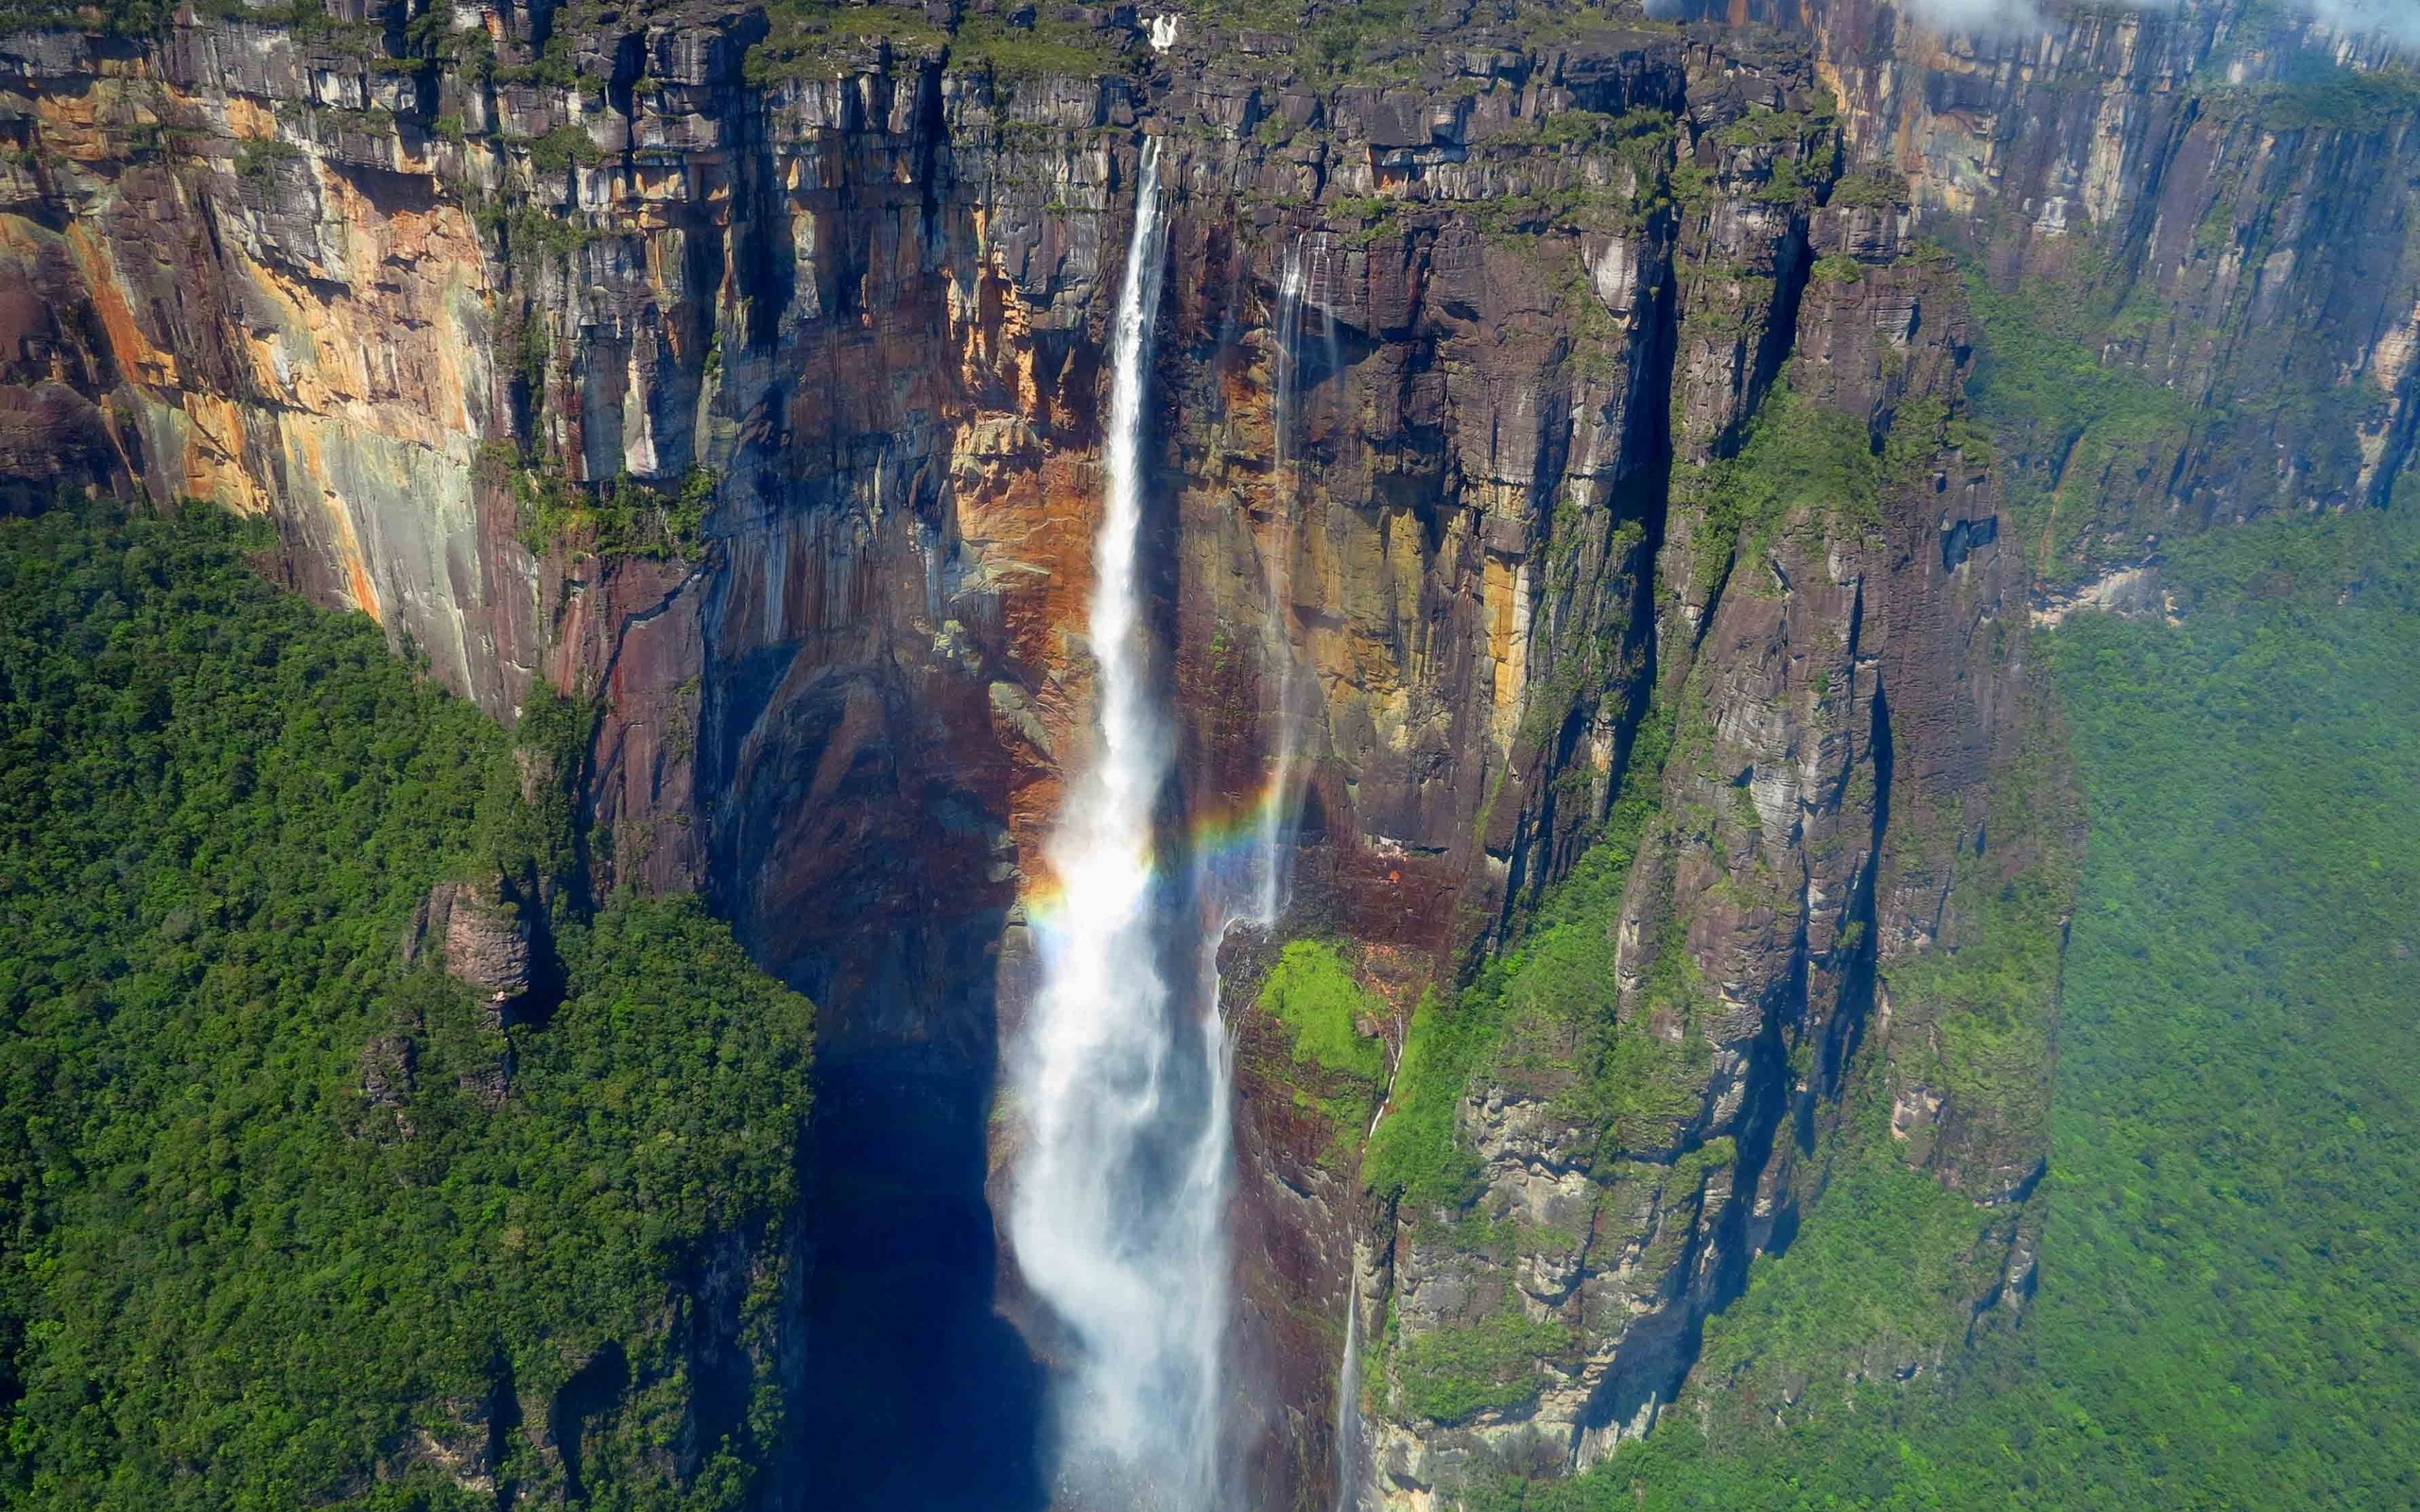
[0,501,815,1510]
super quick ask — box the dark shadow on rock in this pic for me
[703,644,1046,1512]
[799,1048,1048,1512]
[549,1340,629,1503]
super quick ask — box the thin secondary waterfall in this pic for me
[1306,232,1343,408]
[1008,137,1233,1512]
[1283,230,1373,1512]
[1333,1285,1363,1512]
[1253,240,1311,928]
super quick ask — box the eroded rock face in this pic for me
[432,878,536,1010]
[0,0,2403,1506]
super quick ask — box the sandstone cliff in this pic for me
[0,0,2406,1504]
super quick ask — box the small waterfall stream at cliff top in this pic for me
[1006,138,1236,1512]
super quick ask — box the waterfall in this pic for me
[1333,1280,1363,1512]
[1007,137,1233,1512]
[1271,243,1372,1507]
[1254,240,1310,929]
[1306,232,1342,401]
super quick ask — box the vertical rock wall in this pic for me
[0,0,2409,1505]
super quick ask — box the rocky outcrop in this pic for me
[0,0,2406,1506]
[418,876,538,1010]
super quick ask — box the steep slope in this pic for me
[1507,486,2420,1512]
[1675,0,2420,575]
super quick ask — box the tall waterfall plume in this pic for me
[1007,136,1234,1512]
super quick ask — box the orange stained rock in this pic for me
[177,392,272,518]
[953,265,1042,413]
[217,94,278,140]
[64,221,177,387]
[953,438,1107,891]
[285,423,383,619]
[30,83,113,162]
[197,160,493,449]
[1484,552,1526,756]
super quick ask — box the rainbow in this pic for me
[1016,770,1297,931]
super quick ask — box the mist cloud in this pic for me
[2293,0,2420,47]
[1901,0,2048,32]
[1642,0,2417,52]
[1892,0,2417,49]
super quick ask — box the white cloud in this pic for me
[1891,0,2184,39]
[1902,0,2048,31]
[2294,0,2420,47]
[1643,0,2415,51]
[1891,0,2419,49]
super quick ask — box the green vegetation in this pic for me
[486,30,587,90]
[1961,267,2201,589]
[1470,493,2420,1509]
[1189,0,1670,85]
[490,202,597,261]
[0,501,814,1509]
[525,123,604,175]
[1536,109,1645,152]
[1713,107,1805,152]
[1261,940,1388,1083]
[1703,104,1834,208]
[1685,1101,2015,1414]
[1,0,452,55]
[1304,0,1421,80]
[1360,985,1488,1209]
[1495,710,1703,1166]
[493,449,717,562]
[1327,195,1408,249]
[0,0,182,36]
[1871,717,2078,1192]
[1888,857,2066,1169]
[1396,1294,1577,1424]
[947,15,1132,79]
[2191,62,2420,134]
[1257,940,1388,1150]
[1470,110,1680,240]
[1827,166,1909,210]
[1687,377,1887,602]
[1363,706,1671,1211]
[233,136,302,180]
[743,0,949,86]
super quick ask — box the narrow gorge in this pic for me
[0,0,2414,1505]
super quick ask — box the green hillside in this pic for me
[0,502,814,1511]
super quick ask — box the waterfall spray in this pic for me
[1008,137,1233,1512]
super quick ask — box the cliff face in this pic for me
[1690,0,2420,580]
[0,0,2406,1505]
